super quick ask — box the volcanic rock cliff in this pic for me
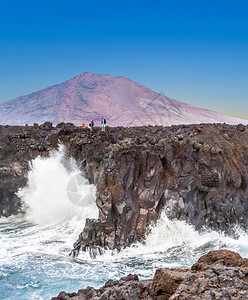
[1,123,248,256]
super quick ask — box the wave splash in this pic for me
[18,146,98,226]
[1,146,248,299]
[88,211,248,264]
[6,145,248,262]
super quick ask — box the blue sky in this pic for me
[0,0,248,119]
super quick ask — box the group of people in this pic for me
[81,117,106,132]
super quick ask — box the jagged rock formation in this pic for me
[52,274,153,300]
[1,123,248,255]
[67,123,248,256]
[51,250,248,299]
[0,72,248,126]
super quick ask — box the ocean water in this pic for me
[1,149,248,300]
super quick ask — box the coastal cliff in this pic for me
[0,123,248,255]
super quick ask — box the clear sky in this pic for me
[0,0,247,119]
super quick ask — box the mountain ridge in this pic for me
[0,72,247,126]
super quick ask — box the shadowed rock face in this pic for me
[0,124,57,217]
[1,123,248,255]
[67,123,248,256]
[0,72,248,126]
[51,250,248,300]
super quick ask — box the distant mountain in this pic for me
[0,72,247,126]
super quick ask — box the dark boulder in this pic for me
[39,121,53,131]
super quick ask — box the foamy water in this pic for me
[1,148,248,299]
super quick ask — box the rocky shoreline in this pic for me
[1,122,248,255]
[52,250,248,299]
[1,122,248,299]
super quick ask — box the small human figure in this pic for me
[82,122,85,129]
[90,118,94,132]
[101,117,106,131]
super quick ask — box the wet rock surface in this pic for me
[51,250,248,300]
[52,274,153,300]
[1,123,248,254]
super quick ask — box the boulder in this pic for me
[191,249,248,271]
[39,121,53,130]
[152,268,191,300]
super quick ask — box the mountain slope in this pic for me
[0,72,247,126]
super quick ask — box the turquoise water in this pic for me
[1,149,248,300]
[1,213,248,300]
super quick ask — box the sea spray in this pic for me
[18,146,98,226]
[139,211,248,257]
[1,148,248,298]
[0,147,100,298]
[86,210,248,266]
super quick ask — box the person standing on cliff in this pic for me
[90,118,94,132]
[101,117,106,131]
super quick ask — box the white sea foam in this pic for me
[18,146,98,226]
[2,146,248,263]
[83,210,248,264]
[0,147,98,266]
[1,146,248,299]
